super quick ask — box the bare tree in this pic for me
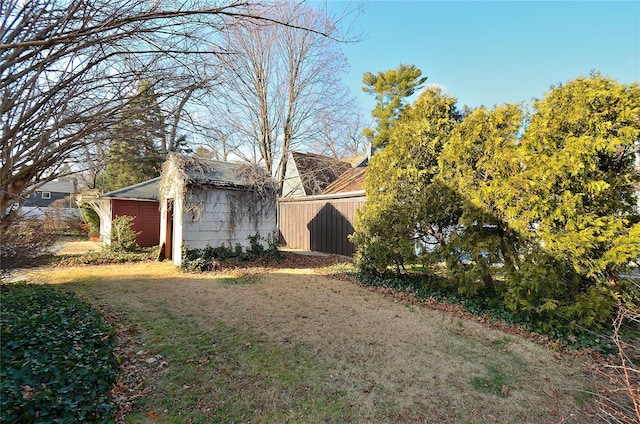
[216,11,282,170]
[313,105,369,159]
[215,1,359,195]
[1,0,333,221]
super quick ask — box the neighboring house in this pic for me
[20,180,79,220]
[281,151,352,198]
[99,178,161,247]
[322,167,367,195]
[277,149,372,256]
[159,153,277,265]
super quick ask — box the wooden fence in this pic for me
[277,191,366,256]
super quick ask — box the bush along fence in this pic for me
[350,74,640,340]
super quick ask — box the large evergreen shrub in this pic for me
[352,72,640,333]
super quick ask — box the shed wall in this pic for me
[180,187,277,253]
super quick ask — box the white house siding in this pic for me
[281,154,304,198]
[180,187,277,257]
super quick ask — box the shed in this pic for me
[159,153,277,265]
[99,178,161,247]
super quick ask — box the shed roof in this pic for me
[290,151,352,196]
[170,154,275,190]
[101,178,160,201]
[322,167,367,195]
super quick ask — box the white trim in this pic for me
[277,190,366,202]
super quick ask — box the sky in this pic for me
[327,1,640,112]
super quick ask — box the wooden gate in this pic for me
[277,192,366,256]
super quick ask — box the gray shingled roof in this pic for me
[175,155,275,189]
[101,178,160,201]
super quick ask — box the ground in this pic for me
[21,249,598,423]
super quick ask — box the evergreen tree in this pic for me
[352,87,461,274]
[362,64,427,148]
[440,104,525,292]
[352,73,639,330]
[103,81,165,191]
[508,73,640,281]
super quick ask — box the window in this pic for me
[41,191,51,199]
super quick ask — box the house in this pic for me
[281,151,352,198]
[322,167,367,195]
[159,153,277,265]
[20,180,79,220]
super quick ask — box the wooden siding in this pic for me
[112,199,160,247]
[278,192,366,256]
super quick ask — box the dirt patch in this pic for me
[25,259,596,423]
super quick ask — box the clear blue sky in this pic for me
[329,1,640,111]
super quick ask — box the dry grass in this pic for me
[53,240,102,255]
[24,261,597,423]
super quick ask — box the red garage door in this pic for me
[112,200,160,247]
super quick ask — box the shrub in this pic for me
[181,232,281,272]
[352,74,640,336]
[0,218,57,270]
[0,283,118,423]
[81,206,100,236]
[106,215,139,252]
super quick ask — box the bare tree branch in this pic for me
[1,0,344,221]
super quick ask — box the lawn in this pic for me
[23,258,597,423]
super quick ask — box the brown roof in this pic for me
[322,167,367,194]
[342,154,368,167]
[291,151,352,195]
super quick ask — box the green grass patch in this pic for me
[81,286,354,423]
[219,273,263,286]
[0,283,118,423]
[494,336,512,346]
[403,302,416,313]
[470,363,516,397]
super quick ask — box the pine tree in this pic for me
[362,64,427,149]
[103,81,165,191]
[352,87,461,274]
